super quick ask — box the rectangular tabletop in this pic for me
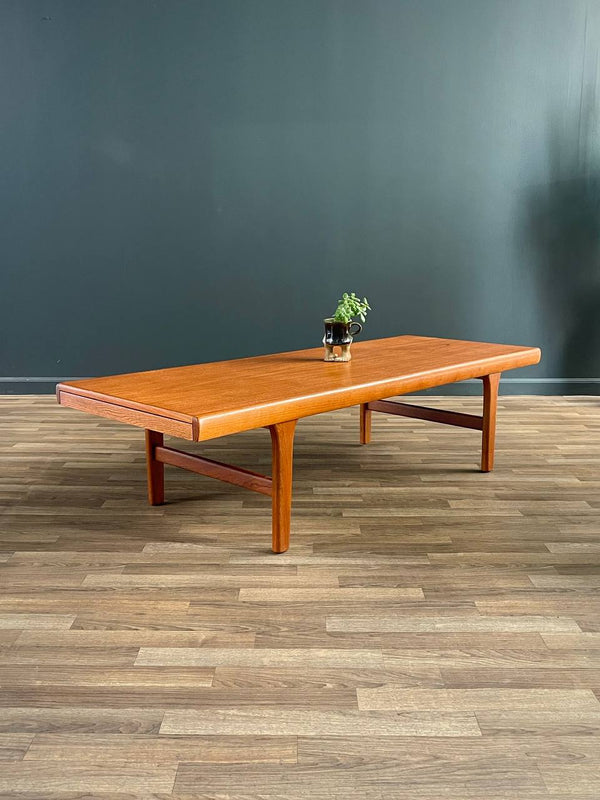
[56,335,541,441]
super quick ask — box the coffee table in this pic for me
[56,335,541,552]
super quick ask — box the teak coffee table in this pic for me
[56,335,541,553]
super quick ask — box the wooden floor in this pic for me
[1,394,599,799]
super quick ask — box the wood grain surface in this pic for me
[57,335,540,440]
[1,393,599,799]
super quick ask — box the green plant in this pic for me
[332,292,371,323]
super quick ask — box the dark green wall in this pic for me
[2,0,600,393]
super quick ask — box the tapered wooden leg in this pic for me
[481,373,500,472]
[360,403,372,444]
[269,420,297,553]
[145,430,164,505]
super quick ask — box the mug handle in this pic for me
[349,322,362,337]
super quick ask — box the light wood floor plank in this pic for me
[15,630,256,648]
[24,733,297,764]
[357,688,600,712]
[135,647,384,668]
[0,733,34,761]
[327,615,581,633]
[161,708,481,736]
[0,614,76,630]
[238,588,424,602]
[0,762,177,793]
[0,706,164,734]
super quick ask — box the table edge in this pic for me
[56,346,540,441]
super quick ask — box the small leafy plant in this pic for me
[332,292,371,323]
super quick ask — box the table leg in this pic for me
[360,403,372,444]
[145,429,164,505]
[269,420,297,553]
[481,373,500,472]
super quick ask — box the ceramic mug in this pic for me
[323,318,362,345]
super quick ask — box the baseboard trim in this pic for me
[2,377,600,396]
[2,377,600,383]
[0,377,80,395]
[0,377,84,382]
